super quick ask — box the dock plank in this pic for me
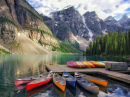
[46,65,130,84]
[46,65,64,72]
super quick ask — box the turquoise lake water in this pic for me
[0,54,129,97]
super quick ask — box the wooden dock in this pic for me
[46,65,130,84]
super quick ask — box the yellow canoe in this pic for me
[75,62,82,68]
[82,62,91,68]
[53,84,66,97]
[83,61,95,67]
[78,73,108,87]
[53,73,66,91]
[91,61,105,67]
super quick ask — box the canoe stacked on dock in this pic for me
[62,71,76,87]
[53,73,66,91]
[67,61,107,68]
[75,72,99,94]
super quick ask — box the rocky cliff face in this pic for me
[0,0,60,54]
[83,12,128,39]
[42,7,91,51]
[119,15,130,29]
[42,6,90,42]
[104,16,127,33]
[104,16,121,27]
[83,11,108,40]
[83,11,106,35]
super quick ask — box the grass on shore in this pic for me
[0,49,11,54]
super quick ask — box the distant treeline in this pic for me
[86,30,130,56]
[52,42,82,54]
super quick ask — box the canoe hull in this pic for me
[77,80,99,94]
[67,61,79,68]
[53,73,66,91]
[15,85,26,91]
[87,79,108,87]
[27,83,52,97]
[62,71,76,88]
[67,81,76,87]
[53,84,66,97]
[53,80,66,91]
[78,73,108,87]
[75,72,99,94]
[15,80,34,86]
[26,78,52,91]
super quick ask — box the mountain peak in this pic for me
[104,16,121,27]
[63,6,74,10]
[83,11,98,18]
[122,15,129,19]
[104,16,116,21]
[119,15,129,24]
[118,15,130,29]
[52,6,76,15]
[85,11,96,15]
[61,6,76,12]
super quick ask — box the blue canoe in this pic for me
[75,72,99,94]
[62,71,76,87]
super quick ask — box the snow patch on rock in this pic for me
[82,16,93,41]
[102,29,108,35]
[18,33,20,36]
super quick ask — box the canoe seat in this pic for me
[63,75,69,78]
[75,75,81,78]
[82,81,85,82]
[88,83,94,86]
[64,75,69,77]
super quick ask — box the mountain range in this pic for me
[42,6,130,51]
[0,0,129,54]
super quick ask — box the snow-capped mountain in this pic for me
[41,6,129,51]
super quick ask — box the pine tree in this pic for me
[86,46,90,55]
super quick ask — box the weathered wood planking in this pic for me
[46,65,130,84]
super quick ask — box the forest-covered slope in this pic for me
[86,31,130,56]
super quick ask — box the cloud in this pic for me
[27,0,130,20]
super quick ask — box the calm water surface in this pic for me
[0,54,130,97]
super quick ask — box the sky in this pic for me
[27,0,130,20]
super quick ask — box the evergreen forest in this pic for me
[86,30,130,56]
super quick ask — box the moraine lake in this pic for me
[0,54,130,97]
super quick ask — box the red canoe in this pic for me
[26,72,53,91]
[26,83,52,97]
[67,61,79,68]
[15,74,47,86]
[15,84,26,91]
